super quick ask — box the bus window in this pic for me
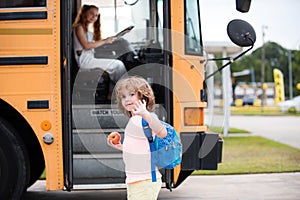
[0,0,46,9]
[184,0,202,55]
[157,0,164,47]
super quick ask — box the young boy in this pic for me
[107,76,167,200]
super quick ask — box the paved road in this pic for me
[24,116,300,199]
[25,173,300,200]
[230,115,300,149]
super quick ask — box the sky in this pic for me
[200,0,300,50]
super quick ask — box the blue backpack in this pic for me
[142,118,182,182]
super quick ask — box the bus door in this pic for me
[61,0,74,191]
[65,0,172,189]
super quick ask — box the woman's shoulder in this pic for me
[73,24,83,31]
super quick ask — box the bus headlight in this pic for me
[43,132,54,144]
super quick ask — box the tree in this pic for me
[230,41,300,98]
[292,50,300,96]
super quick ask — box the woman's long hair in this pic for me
[72,4,101,41]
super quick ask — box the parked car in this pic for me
[243,95,255,106]
[277,95,300,113]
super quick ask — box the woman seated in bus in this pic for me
[72,4,127,97]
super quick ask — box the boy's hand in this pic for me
[132,100,167,138]
[107,133,123,151]
[132,100,149,117]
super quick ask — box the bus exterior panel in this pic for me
[0,0,223,197]
[0,1,64,191]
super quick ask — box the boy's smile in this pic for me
[120,88,139,112]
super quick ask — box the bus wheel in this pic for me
[27,146,45,188]
[0,117,30,199]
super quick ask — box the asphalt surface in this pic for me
[230,115,300,149]
[24,173,300,200]
[23,116,300,200]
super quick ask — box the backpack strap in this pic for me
[141,118,157,182]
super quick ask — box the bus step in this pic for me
[73,153,125,184]
[72,183,126,190]
[72,104,129,129]
[72,129,124,153]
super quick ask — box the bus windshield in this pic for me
[185,0,202,55]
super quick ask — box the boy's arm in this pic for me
[132,100,167,138]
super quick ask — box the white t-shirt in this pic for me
[122,115,161,184]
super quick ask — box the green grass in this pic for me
[208,126,250,134]
[193,136,300,175]
[40,170,46,179]
[228,127,250,134]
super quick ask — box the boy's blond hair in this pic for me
[114,76,156,117]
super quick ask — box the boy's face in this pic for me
[120,88,139,112]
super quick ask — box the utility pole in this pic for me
[222,47,230,137]
[261,25,267,105]
[288,50,293,99]
[114,0,118,33]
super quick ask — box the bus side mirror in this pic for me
[236,0,251,13]
[201,19,256,101]
[202,19,256,82]
[227,19,256,47]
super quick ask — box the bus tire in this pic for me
[0,117,30,200]
[27,147,45,188]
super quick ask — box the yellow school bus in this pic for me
[0,0,253,199]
